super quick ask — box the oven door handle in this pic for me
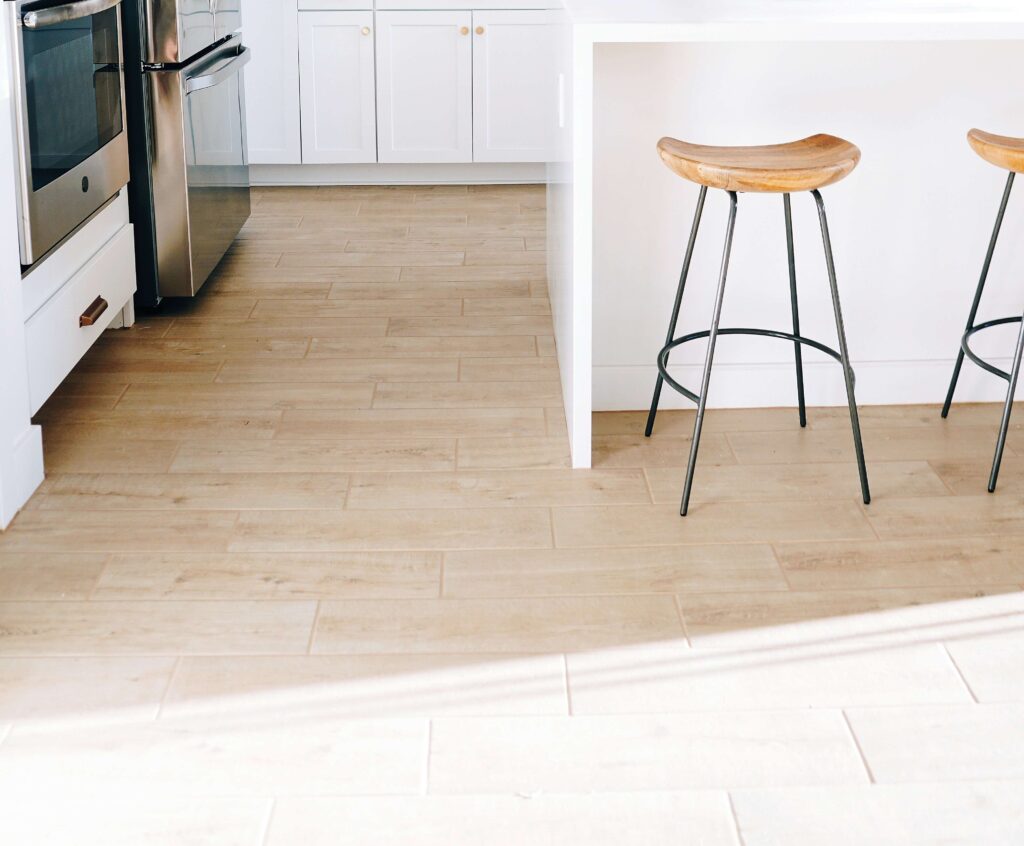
[21,0,122,28]
[184,47,251,95]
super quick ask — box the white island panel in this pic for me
[549,1,1024,468]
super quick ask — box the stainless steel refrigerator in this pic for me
[122,0,251,305]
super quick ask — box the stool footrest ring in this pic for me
[656,327,853,404]
[961,316,1023,383]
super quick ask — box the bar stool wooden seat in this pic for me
[657,134,861,193]
[646,133,871,515]
[966,129,1024,174]
[942,128,1024,491]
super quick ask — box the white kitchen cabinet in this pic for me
[375,11,473,163]
[299,11,377,163]
[242,0,302,163]
[472,10,560,163]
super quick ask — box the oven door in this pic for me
[10,0,130,266]
[146,35,250,297]
[181,39,251,293]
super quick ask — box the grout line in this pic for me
[258,798,277,846]
[305,601,322,655]
[858,498,882,541]
[547,506,557,548]
[423,720,433,796]
[562,653,574,716]
[927,458,959,495]
[341,474,353,510]
[768,543,796,590]
[85,554,114,600]
[110,382,132,410]
[726,792,748,846]
[941,642,980,703]
[841,709,877,784]
[640,467,656,505]
[154,656,182,721]
[673,594,692,647]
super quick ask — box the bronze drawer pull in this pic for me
[79,296,108,327]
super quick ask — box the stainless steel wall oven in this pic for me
[5,0,130,266]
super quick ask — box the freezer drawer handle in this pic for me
[22,0,122,29]
[79,296,108,327]
[185,47,251,95]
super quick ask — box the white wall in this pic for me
[593,41,1024,411]
[0,23,44,528]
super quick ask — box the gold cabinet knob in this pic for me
[476,26,485,35]
[460,26,469,35]
[361,26,371,35]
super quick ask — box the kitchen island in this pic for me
[548,0,1024,467]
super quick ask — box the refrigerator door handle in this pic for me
[184,46,250,95]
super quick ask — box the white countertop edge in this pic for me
[572,20,1024,44]
[561,1,1024,27]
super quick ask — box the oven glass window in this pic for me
[22,5,122,191]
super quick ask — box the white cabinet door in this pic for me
[242,0,301,164]
[298,11,377,163]
[375,11,473,163]
[472,10,559,163]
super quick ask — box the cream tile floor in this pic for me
[1,185,1024,844]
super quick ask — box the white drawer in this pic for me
[26,224,136,415]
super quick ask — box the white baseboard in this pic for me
[251,163,547,186]
[594,359,1015,412]
[0,424,43,530]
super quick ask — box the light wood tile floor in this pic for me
[2,185,1024,844]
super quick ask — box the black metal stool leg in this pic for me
[646,185,708,437]
[680,191,738,516]
[784,193,807,427]
[943,171,1015,419]
[812,189,871,505]
[989,310,1024,492]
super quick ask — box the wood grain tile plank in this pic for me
[171,439,455,474]
[459,357,559,382]
[646,461,948,503]
[346,469,649,509]
[374,381,562,409]
[456,436,571,469]
[216,358,458,384]
[117,382,375,411]
[250,299,462,319]
[0,511,238,553]
[387,316,553,337]
[164,317,388,340]
[312,596,683,654]
[230,508,553,552]
[36,473,351,511]
[553,501,876,547]
[0,553,108,600]
[93,552,441,599]
[775,537,1024,589]
[443,545,786,597]
[0,600,316,654]
[163,654,567,719]
[309,335,537,359]
[428,712,867,792]
[276,408,546,440]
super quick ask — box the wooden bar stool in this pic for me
[942,129,1024,492]
[645,134,871,516]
